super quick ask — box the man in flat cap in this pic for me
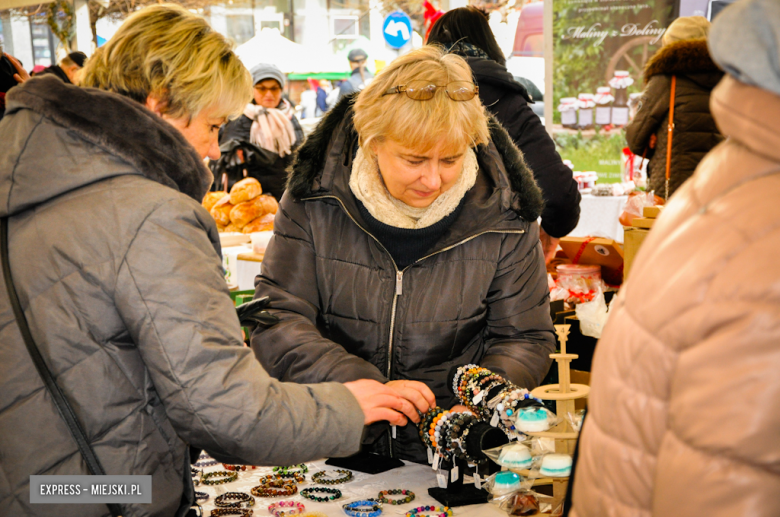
[40,51,87,84]
[338,48,374,100]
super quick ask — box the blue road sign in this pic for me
[383,11,412,49]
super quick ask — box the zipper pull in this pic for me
[395,271,403,295]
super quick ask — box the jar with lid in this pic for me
[577,93,596,130]
[594,86,614,127]
[608,71,634,127]
[555,264,603,305]
[558,97,578,129]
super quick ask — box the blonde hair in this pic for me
[81,4,251,121]
[353,45,489,161]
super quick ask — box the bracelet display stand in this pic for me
[513,324,589,512]
[428,422,509,507]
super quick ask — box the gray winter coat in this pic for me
[251,97,556,463]
[0,76,364,517]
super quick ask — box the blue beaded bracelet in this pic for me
[343,499,383,517]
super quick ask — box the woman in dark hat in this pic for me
[216,62,304,199]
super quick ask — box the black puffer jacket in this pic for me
[217,104,304,200]
[626,38,724,198]
[251,96,556,463]
[467,57,581,238]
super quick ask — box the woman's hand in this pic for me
[343,379,421,426]
[4,53,30,84]
[386,380,436,414]
[539,227,560,264]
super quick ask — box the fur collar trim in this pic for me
[6,75,212,201]
[643,38,721,83]
[287,93,544,222]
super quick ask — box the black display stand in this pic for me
[325,451,404,475]
[427,422,509,507]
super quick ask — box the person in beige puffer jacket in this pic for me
[570,1,780,516]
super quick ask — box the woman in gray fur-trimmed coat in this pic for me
[626,17,724,198]
[251,47,556,464]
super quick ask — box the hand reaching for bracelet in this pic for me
[385,380,436,415]
[343,379,421,426]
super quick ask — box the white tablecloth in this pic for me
[568,195,628,243]
[195,459,505,516]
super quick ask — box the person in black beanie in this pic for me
[40,51,87,84]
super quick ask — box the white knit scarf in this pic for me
[244,102,296,157]
[349,147,479,229]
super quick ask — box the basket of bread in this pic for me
[202,178,278,246]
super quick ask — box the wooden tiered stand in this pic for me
[512,324,590,512]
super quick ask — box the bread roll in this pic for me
[242,213,275,234]
[202,192,227,213]
[258,195,279,215]
[216,223,227,232]
[229,177,262,205]
[229,195,269,229]
[224,223,241,233]
[210,196,234,226]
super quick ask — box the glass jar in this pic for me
[577,93,595,129]
[594,86,614,127]
[555,264,602,304]
[558,97,578,129]
[608,71,634,127]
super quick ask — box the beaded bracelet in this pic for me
[201,471,238,486]
[223,464,258,472]
[194,459,219,467]
[258,473,305,485]
[273,464,308,478]
[311,469,353,485]
[300,487,342,502]
[342,500,382,517]
[192,468,202,486]
[268,500,305,517]
[405,506,452,517]
[210,509,252,517]
[452,364,479,394]
[250,479,297,498]
[377,489,414,505]
[215,492,255,509]
[195,491,210,502]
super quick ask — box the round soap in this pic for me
[492,471,522,496]
[539,454,572,478]
[497,444,533,469]
[515,407,551,433]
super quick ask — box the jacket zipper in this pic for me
[303,195,525,456]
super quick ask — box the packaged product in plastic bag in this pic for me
[575,288,609,338]
[566,409,586,432]
[619,190,664,227]
[514,406,558,434]
[499,490,541,516]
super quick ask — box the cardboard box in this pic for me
[623,227,650,281]
[559,236,624,286]
[643,205,663,218]
[631,217,655,229]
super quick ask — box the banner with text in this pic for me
[552,0,675,183]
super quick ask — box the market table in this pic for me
[568,194,628,243]
[195,458,505,517]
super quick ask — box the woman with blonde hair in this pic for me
[252,45,556,462]
[0,5,419,516]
